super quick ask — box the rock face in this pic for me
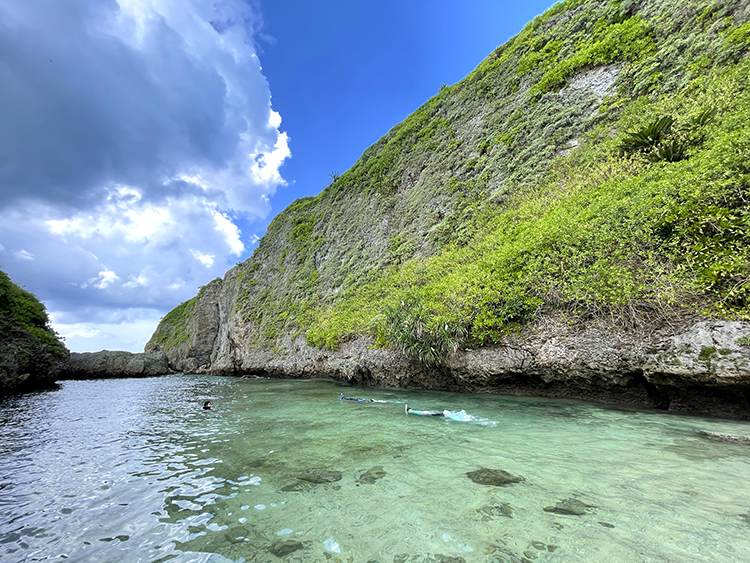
[0,269,69,395]
[0,315,69,395]
[61,350,173,380]
[149,287,750,418]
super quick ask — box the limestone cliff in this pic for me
[149,278,750,417]
[149,0,750,417]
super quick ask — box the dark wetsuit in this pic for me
[406,406,445,416]
[340,393,366,403]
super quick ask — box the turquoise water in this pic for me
[2,376,750,562]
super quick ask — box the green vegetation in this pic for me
[148,278,225,351]
[618,109,715,162]
[698,346,718,361]
[380,297,468,365]
[529,16,655,96]
[148,297,197,351]
[0,269,67,358]
[155,0,750,365]
[307,58,748,357]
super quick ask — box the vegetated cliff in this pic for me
[0,269,69,394]
[148,0,750,417]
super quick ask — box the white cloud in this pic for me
[249,131,291,188]
[85,269,120,290]
[191,250,215,267]
[0,0,289,213]
[213,210,244,255]
[123,274,148,289]
[15,250,35,261]
[0,0,288,351]
[269,109,282,129]
[50,309,164,353]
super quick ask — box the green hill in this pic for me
[148,0,750,415]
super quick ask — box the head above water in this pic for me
[203,401,211,410]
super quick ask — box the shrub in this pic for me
[618,108,715,162]
[0,270,67,358]
[381,297,469,365]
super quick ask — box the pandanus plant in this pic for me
[618,108,715,163]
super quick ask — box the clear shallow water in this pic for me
[2,377,750,562]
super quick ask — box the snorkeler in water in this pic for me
[405,404,445,416]
[340,393,390,403]
[340,393,367,403]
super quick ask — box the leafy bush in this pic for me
[619,108,716,162]
[0,269,67,358]
[381,297,469,365]
[618,115,676,154]
[470,287,542,345]
[148,297,196,350]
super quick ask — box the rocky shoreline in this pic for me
[4,318,750,421]
[0,318,69,395]
[142,304,750,419]
[61,349,173,380]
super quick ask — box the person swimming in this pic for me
[203,401,212,410]
[340,393,389,403]
[405,404,445,416]
[340,393,367,403]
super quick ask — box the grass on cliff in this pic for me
[306,58,750,359]
[149,297,196,351]
[297,0,750,360]
[0,269,68,358]
[148,280,221,351]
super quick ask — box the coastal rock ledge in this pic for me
[61,350,173,380]
[149,302,750,418]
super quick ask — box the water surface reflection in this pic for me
[2,376,750,562]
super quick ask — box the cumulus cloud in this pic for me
[0,192,250,314]
[0,0,287,214]
[84,269,121,290]
[0,0,288,350]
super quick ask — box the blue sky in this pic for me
[0,0,556,352]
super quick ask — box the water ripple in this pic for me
[3,376,750,562]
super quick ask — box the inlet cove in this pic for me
[2,0,750,562]
[4,377,750,562]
